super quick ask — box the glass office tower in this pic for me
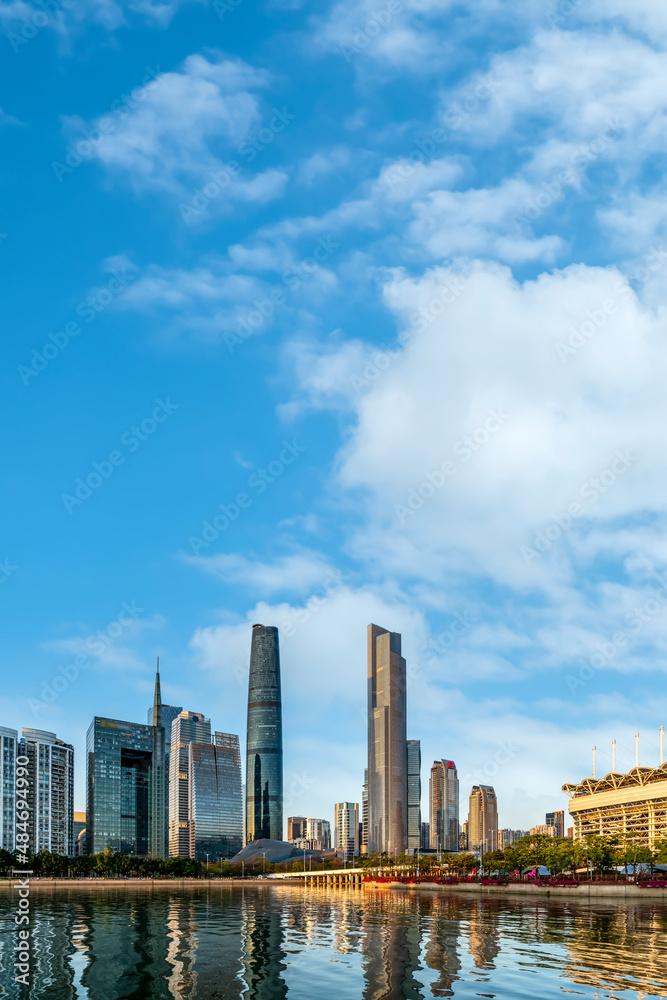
[86,717,165,856]
[20,729,74,856]
[245,624,283,843]
[406,739,421,852]
[429,759,459,852]
[169,711,211,857]
[188,732,243,860]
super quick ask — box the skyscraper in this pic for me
[546,810,565,838]
[361,769,369,853]
[20,729,74,856]
[334,802,359,858]
[188,732,243,860]
[406,739,421,852]
[287,816,306,842]
[0,727,17,852]
[306,818,331,849]
[429,759,459,852]
[86,716,164,856]
[169,710,211,857]
[468,785,497,856]
[367,624,407,855]
[246,624,283,843]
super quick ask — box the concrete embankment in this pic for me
[0,878,248,890]
[364,881,667,900]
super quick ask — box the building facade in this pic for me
[546,810,565,838]
[429,759,459,852]
[367,624,407,855]
[169,711,211,857]
[468,785,497,856]
[20,729,74,856]
[188,733,243,861]
[334,802,359,858]
[361,769,368,853]
[420,821,430,850]
[406,740,421,852]
[306,818,331,850]
[499,828,526,849]
[245,624,283,843]
[563,764,667,849]
[0,727,17,852]
[287,816,306,842]
[86,716,165,856]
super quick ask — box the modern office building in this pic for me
[73,810,86,844]
[188,733,243,861]
[420,821,430,850]
[287,816,307,842]
[406,739,421,852]
[361,769,369,853]
[245,624,283,843]
[563,759,667,849]
[147,685,183,854]
[468,785,498,856]
[367,623,407,855]
[169,711,211,857]
[546,809,565,838]
[429,759,459,853]
[86,714,165,857]
[499,828,526,849]
[20,729,74,856]
[460,820,468,850]
[0,727,17,852]
[306,818,331,850]
[334,802,359,858]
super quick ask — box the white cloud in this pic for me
[185,551,338,596]
[66,54,288,206]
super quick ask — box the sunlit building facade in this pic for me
[367,624,407,855]
[334,802,359,858]
[563,764,667,848]
[169,710,211,857]
[188,733,243,861]
[429,759,459,852]
[468,784,497,856]
[287,816,306,842]
[246,624,283,843]
[406,739,421,852]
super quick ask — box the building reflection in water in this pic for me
[241,892,288,1000]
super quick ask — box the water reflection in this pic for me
[1,886,667,999]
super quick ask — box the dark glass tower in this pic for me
[245,624,283,843]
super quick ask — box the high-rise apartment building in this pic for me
[406,740,421,852]
[546,810,565,838]
[468,785,497,856]
[86,714,165,856]
[246,624,283,843]
[20,729,74,856]
[367,624,407,855]
[169,711,211,857]
[188,733,243,861]
[460,820,468,850]
[287,816,307,842]
[361,769,368,853]
[499,829,527,849]
[429,759,459,852]
[0,727,17,852]
[334,802,359,858]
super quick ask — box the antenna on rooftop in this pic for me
[592,745,596,778]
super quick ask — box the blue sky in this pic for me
[3,0,667,831]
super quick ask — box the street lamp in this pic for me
[241,860,245,879]
[205,853,210,871]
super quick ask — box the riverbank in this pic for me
[0,878,257,890]
[364,880,667,899]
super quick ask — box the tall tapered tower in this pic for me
[367,624,407,855]
[245,624,283,843]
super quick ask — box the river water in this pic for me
[0,884,666,999]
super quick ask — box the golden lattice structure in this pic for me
[563,764,667,847]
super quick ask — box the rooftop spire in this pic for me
[152,656,162,728]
